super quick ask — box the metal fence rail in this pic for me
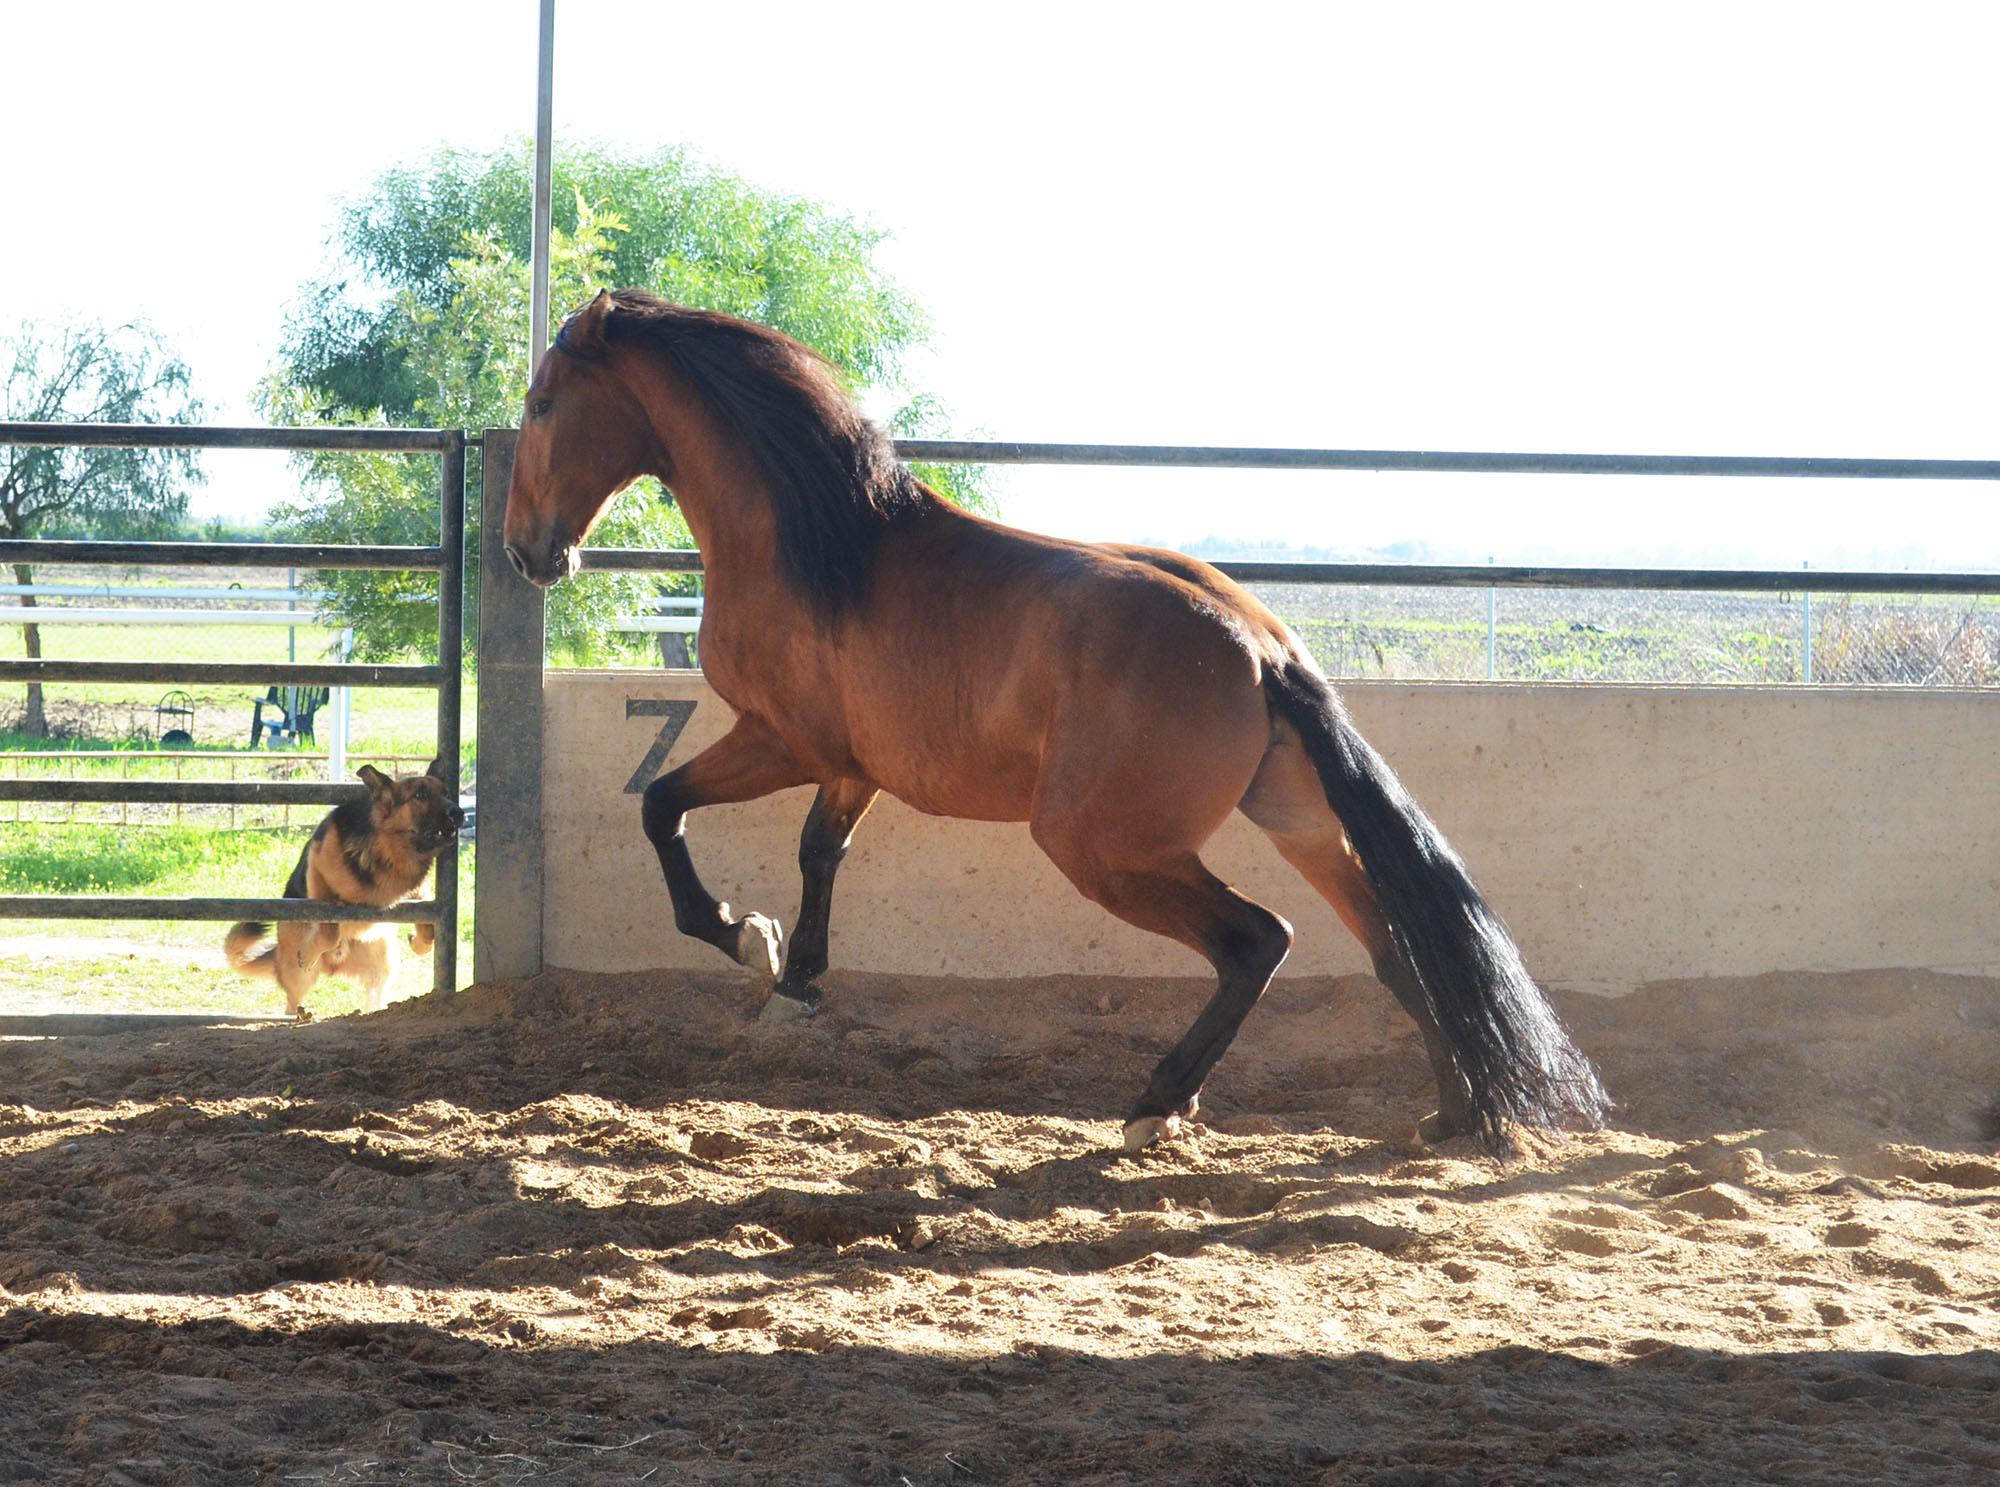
[0,896,436,924]
[893,439,2000,482]
[575,546,2000,600]
[0,422,465,997]
[0,781,372,806]
[569,439,2000,600]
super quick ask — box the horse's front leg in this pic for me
[639,713,811,976]
[762,778,880,1023]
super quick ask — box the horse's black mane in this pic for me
[561,289,934,622]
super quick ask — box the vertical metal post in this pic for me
[1485,557,1497,680]
[474,429,546,981]
[433,432,466,996]
[530,0,556,377]
[328,628,352,781]
[1802,562,1813,684]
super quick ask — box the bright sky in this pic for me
[5,1,1998,568]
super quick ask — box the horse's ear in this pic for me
[564,289,614,357]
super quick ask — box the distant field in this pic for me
[3,564,464,762]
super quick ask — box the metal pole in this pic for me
[530,0,555,377]
[1486,557,1496,680]
[433,433,466,996]
[329,628,352,781]
[474,430,546,982]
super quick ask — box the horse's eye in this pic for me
[530,398,553,418]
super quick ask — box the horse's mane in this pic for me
[563,289,934,622]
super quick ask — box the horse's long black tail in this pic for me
[1263,661,1609,1149]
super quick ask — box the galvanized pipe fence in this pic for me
[0,422,466,998]
[575,437,2000,595]
[6,423,1999,994]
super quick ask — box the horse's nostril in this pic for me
[504,544,530,579]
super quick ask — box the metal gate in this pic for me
[0,423,466,1001]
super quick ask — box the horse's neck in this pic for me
[672,487,767,582]
[621,349,782,583]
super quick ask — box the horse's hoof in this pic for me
[734,914,783,978]
[1121,1113,1182,1153]
[759,991,816,1024]
[1416,1110,1467,1145]
[1121,1091,1200,1153]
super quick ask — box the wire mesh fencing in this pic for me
[1245,583,2000,686]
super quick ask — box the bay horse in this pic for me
[504,288,1609,1153]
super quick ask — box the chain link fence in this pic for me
[553,577,2000,689]
[1244,583,1999,686]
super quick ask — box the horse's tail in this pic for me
[224,921,277,980]
[1262,661,1609,1149]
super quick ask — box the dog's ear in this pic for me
[357,764,396,806]
[425,755,448,784]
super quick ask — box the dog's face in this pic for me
[357,758,465,858]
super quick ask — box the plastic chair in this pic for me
[249,686,329,749]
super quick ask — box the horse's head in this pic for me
[503,289,662,587]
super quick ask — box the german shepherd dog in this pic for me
[225,759,463,1016]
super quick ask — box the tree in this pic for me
[266,142,991,666]
[1,320,203,735]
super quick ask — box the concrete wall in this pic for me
[541,672,1998,993]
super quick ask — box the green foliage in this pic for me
[0,319,205,543]
[288,145,929,406]
[265,142,992,666]
[3,319,206,732]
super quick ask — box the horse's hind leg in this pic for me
[1242,742,1475,1139]
[1040,840,1294,1151]
[761,778,880,1023]
[639,711,811,976]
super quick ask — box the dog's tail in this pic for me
[224,921,277,979]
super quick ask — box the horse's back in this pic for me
[837,512,1288,836]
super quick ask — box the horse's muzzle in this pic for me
[503,539,578,589]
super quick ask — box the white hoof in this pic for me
[734,914,783,978]
[1122,1113,1182,1153]
[759,992,816,1025]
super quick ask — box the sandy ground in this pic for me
[2,962,1998,1484]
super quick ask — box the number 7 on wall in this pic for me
[623,698,698,794]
